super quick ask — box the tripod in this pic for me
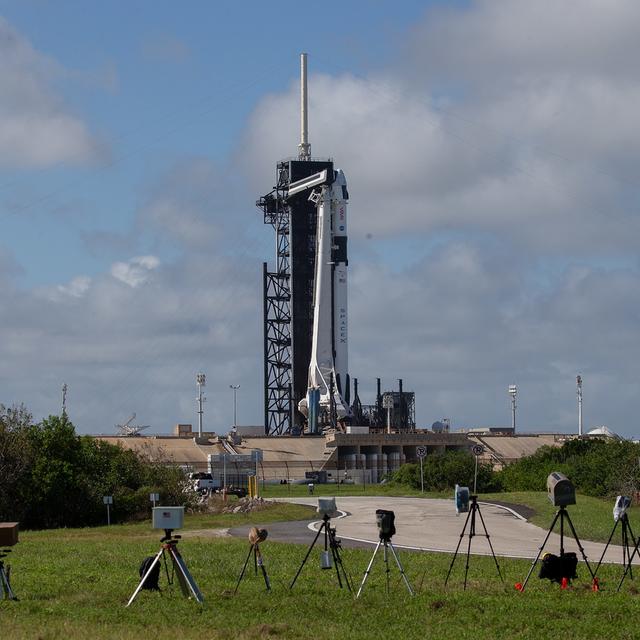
[593,512,637,586]
[445,495,503,590]
[520,505,595,591]
[616,517,640,591]
[356,534,414,598]
[290,515,352,591]
[0,549,17,601]
[234,541,271,594]
[127,529,204,606]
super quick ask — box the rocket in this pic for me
[295,168,350,425]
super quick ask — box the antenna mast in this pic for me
[298,53,311,160]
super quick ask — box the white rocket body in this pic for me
[299,169,350,421]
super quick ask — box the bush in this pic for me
[0,409,193,529]
[392,450,500,493]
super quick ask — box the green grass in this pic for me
[3,501,640,639]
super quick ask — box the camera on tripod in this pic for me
[317,498,339,519]
[547,472,575,507]
[375,509,396,541]
[614,496,631,522]
[152,507,184,541]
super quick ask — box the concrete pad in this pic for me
[276,496,637,565]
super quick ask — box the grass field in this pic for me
[3,499,640,639]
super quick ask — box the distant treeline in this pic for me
[0,404,192,529]
[392,438,640,498]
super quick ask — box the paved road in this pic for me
[259,496,636,564]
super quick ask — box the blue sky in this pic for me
[2,0,444,287]
[2,1,640,437]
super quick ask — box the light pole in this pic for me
[508,384,517,432]
[229,384,240,428]
[196,373,206,437]
[577,375,583,436]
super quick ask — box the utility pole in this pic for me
[508,385,517,432]
[230,384,240,428]
[196,373,206,437]
[577,375,583,436]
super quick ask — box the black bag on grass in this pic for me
[138,556,160,590]
[539,552,578,583]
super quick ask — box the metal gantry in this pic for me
[259,163,293,435]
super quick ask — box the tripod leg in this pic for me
[623,520,634,580]
[127,548,164,607]
[593,519,618,578]
[256,547,271,591]
[388,542,415,596]
[169,545,204,603]
[330,531,352,592]
[356,540,381,598]
[444,507,473,586]
[563,511,595,579]
[290,521,325,589]
[1,566,17,601]
[462,507,476,590]
[476,504,503,582]
[520,510,561,592]
[234,544,255,595]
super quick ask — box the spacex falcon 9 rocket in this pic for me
[291,56,351,427]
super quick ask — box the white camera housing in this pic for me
[317,497,339,518]
[152,506,184,530]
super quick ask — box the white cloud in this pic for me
[242,2,640,255]
[0,16,104,168]
[57,275,91,298]
[110,256,160,287]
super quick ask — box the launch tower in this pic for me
[258,54,348,435]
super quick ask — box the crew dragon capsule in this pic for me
[292,168,351,424]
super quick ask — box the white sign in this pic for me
[416,445,427,459]
[382,396,394,409]
[103,496,113,505]
[149,493,160,502]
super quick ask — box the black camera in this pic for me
[375,509,396,541]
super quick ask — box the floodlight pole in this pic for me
[577,375,583,437]
[508,385,517,432]
[230,384,240,427]
[196,373,206,437]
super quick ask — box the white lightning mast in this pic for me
[298,53,311,160]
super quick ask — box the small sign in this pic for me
[416,445,427,459]
[382,396,394,409]
[149,493,160,503]
[472,444,485,457]
[103,496,113,505]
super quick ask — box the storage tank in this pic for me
[388,452,401,472]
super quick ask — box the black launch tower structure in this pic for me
[258,158,333,435]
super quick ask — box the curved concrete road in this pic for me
[274,496,635,564]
